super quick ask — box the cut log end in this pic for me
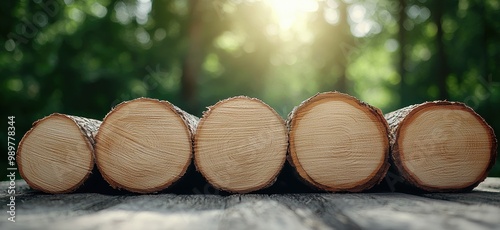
[194,96,288,193]
[17,114,99,194]
[388,102,497,192]
[288,92,390,192]
[95,98,195,193]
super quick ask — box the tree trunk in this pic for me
[434,1,450,100]
[287,92,390,192]
[398,0,407,103]
[385,101,497,192]
[181,0,203,114]
[336,1,351,93]
[17,114,101,194]
[194,96,288,193]
[95,98,198,193]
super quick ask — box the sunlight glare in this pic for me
[348,4,378,37]
[267,0,318,30]
[324,7,339,25]
[349,4,366,23]
[351,20,371,37]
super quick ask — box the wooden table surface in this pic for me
[1,178,499,230]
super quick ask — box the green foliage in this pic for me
[1,0,499,179]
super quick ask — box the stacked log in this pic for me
[194,96,288,193]
[17,114,100,194]
[94,98,197,193]
[16,95,497,194]
[385,101,497,192]
[287,92,390,192]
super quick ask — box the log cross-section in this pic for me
[287,92,390,192]
[385,101,497,192]
[194,96,288,193]
[95,98,197,193]
[17,113,101,194]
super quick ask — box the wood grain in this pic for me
[287,92,390,192]
[194,96,288,193]
[95,98,197,193]
[385,101,497,192]
[17,113,101,194]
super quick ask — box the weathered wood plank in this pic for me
[270,194,361,230]
[219,194,327,230]
[317,193,500,230]
[415,178,500,206]
[417,191,500,206]
[1,178,499,230]
[475,177,500,192]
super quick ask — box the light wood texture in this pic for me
[2,178,500,230]
[95,98,198,193]
[288,92,390,192]
[385,101,497,192]
[17,113,101,194]
[194,96,288,193]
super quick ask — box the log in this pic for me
[385,101,497,192]
[95,98,198,193]
[17,113,101,194]
[194,96,288,193]
[287,92,390,192]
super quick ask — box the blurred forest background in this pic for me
[1,0,499,179]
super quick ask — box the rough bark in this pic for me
[287,92,390,192]
[171,103,200,135]
[385,101,497,192]
[95,98,198,194]
[17,113,101,194]
[194,96,288,193]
